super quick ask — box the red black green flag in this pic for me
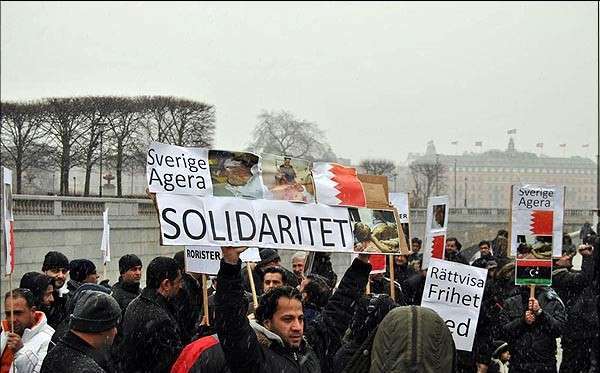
[515,259,552,286]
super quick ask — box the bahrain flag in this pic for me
[312,163,366,207]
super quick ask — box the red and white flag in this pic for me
[100,209,110,265]
[2,167,15,275]
[312,163,366,207]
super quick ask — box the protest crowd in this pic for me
[0,225,598,373]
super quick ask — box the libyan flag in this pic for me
[515,259,552,286]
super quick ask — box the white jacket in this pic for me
[1,312,55,373]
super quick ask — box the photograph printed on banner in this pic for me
[349,208,404,254]
[260,154,316,203]
[431,203,447,230]
[208,150,265,199]
[516,234,553,259]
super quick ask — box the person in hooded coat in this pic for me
[552,242,597,373]
[500,285,566,373]
[334,294,398,372]
[216,247,371,373]
[369,306,455,373]
[41,290,121,373]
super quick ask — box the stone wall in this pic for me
[1,196,596,291]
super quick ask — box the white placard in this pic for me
[240,247,261,262]
[101,209,110,264]
[510,184,564,257]
[421,258,487,351]
[389,192,409,223]
[2,167,15,275]
[422,195,449,269]
[146,142,213,195]
[157,194,354,252]
[185,246,222,275]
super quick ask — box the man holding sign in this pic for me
[215,247,371,373]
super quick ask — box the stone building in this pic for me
[407,138,597,209]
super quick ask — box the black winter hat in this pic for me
[173,251,185,271]
[42,251,69,272]
[69,290,121,333]
[67,283,112,315]
[119,254,142,274]
[258,248,280,266]
[69,259,97,282]
[492,340,509,358]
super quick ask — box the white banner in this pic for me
[510,184,564,257]
[147,142,213,195]
[421,258,487,351]
[389,192,409,224]
[185,246,266,275]
[157,194,354,252]
[422,195,449,269]
[2,167,15,275]
[101,209,110,264]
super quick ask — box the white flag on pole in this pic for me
[101,209,110,264]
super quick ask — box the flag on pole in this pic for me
[474,141,483,147]
[536,143,544,148]
[507,129,517,135]
[312,162,366,207]
[101,209,110,265]
[2,167,15,275]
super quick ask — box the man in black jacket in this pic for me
[500,285,566,373]
[173,251,203,345]
[41,290,121,373]
[552,243,597,373]
[115,256,183,373]
[216,246,371,373]
[445,237,469,265]
[41,251,70,329]
[111,254,143,314]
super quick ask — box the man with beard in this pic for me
[1,288,55,373]
[41,290,121,373]
[19,273,55,317]
[41,251,70,328]
[111,254,143,314]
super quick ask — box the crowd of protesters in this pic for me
[1,224,599,373]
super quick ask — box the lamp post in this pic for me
[464,177,468,208]
[98,123,105,197]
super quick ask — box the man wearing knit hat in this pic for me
[41,251,70,329]
[111,254,143,314]
[67,259,99,293]
[41,290,121,373]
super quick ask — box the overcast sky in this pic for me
[1,1,597,165]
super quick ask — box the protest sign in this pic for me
[261,154,315,203]
[2,167,15,275]
[147,142,213,195]
[510,184,564,258]
[312,162,366,207]
[349,207,409,254]
[369,254,386,274]
[357,174,389,209]
[421,258,487,351]
[389,192,411,249]
[515,258,552,286]
[185,246,222,275]
[422,196,449,269]
[240,247,261,262]
[209,150,263,199]
[157,194,354,251]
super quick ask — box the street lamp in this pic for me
[98,123,105,197]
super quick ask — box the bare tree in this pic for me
[409,161,447,207]
[0,101,48,193]
[42,98,87,195]
[105,97,144,197]
[248,110,335,160]
[360,159,396,176]
[141,96,215,147]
